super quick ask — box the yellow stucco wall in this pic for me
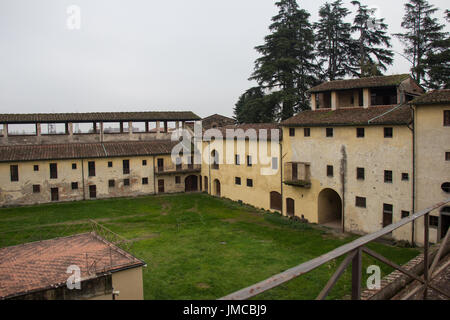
[111,267,144,300]
[281,125,413,241]
[414,104,450,244]
[201,139,281,211]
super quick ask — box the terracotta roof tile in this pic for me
[281,105,412,127]
[410,90,450,106]
[203,123,281,140]
[0,233,144,299]
[0,111,200,124]
[0,140,178,162]
[308,74,411,93]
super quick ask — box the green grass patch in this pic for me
[0,193,419,300]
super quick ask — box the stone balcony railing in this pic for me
[155,164,201,175]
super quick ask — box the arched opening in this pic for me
[204,176,208,192]
[440,207,450,240]
[214,179,221,196]
[286,198,295,217]
[270,191,282,211]
[185,175,198,192]
[318,188,342,227]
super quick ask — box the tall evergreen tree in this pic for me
[395,0,446,86]
[249,0,319,120]
[351,1,394,77]
[234,87,278,124]
[314,0,355,81]
[423,10,449,89]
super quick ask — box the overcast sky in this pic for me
[0,0,448,118]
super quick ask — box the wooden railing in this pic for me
[220,198,450,300]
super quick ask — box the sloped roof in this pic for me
[0,140,178,162]
[308,74,411,93]
[281,105,412,127]
[410,90,450,106]
[0,111,201,124]
[203,123,281,140]
[0,233,145,299]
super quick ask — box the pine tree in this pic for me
[351,1,394,77]
[422,11,450,89]
[249,0,319,120]
[234,87,277,124]
[314,0,355,81]
[395,0,446,86]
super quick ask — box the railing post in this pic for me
[423,212,430,300]
[351,248,362,300]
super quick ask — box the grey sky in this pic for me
[0,0,448,118]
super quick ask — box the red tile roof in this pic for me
[281,105,412,127]
[0,111,200,124]
[203,123,281,140]
[308,74,411,93]
[0,233,144,299]
[0,140,178,162]
[410,89,450,106]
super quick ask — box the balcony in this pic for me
[283,162,312,189]
[155,163,201,175]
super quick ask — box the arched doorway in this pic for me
[185,175,198,192]
[318,188,342,226]
[270,192,282,211]
[214,179,221,196]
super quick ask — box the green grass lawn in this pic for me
[0,193,419,300]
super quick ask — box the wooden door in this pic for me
[287,198,295,217]
[89,185,96,199]
[158,179,165,193]
[270,192,282,211]
[51,188,59,202]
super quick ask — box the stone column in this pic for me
[310,93,317,111]
[331,91,338,110]
[128,121,133,136]
[363,88,371,109]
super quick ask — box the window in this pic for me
[430,216,439,228]
[446,152,450,161]
[326,128,334,137]
[444,110,450,126]
[108,161,113,168]
[10,165,18,182]
[88,161,96,177]
[401,211,410,219]
[442,182,450,193]
[402,173,409,181]
[72,163,77,170]
[142,160,147,166]
[108,180,115,188]
[247,155,252,167]
[356,197,366,208]
[34,165,39,172]
[384,127,393,138]
[142,177,149,185]
[123,160,130,174]
[247,179,253,187]
[72,182,78,190]
[289,128,295,137]
[357,168,365,180]
[124,179,130,186]
[235,155,240,165]
[326,165,334,177]
[50,163,57,179]
[304,128,311,137]
[235,177,241,185]
[383,204,393,228]
[33,185,40,194]
[272,157,278,170]
[175,176,181,184]
[384,170,393,183]
[357,128,365,138]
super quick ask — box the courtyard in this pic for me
[0,193,419,300]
